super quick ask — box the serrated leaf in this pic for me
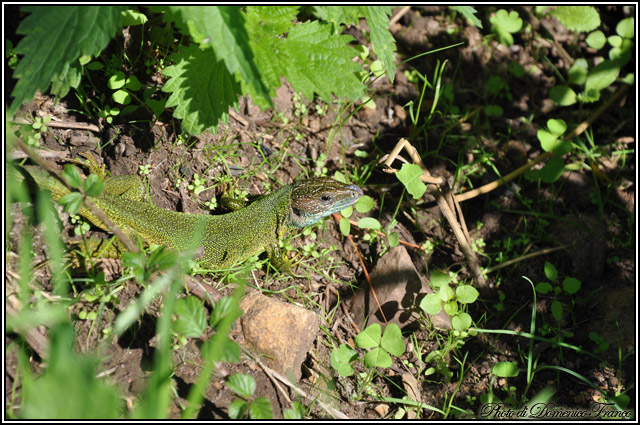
[59,192,83,215]
[492,361,519,378]
[549,85,576,106]
[450,6,483,28]
[355,323,381,349]
[551,6,600,33]
[282,20,365,102]
[456,285,479,304]
[173,296,207,338]
[381,323,405,357]
[312,6,367,27]
[162,45,241,135]
[158,6,272,108]
[83,174,105,197]
[11,6,126,113]
[396,163,427,199]
[585,59,620,93]
[61,164,83,188]
[228,399,249,419]
[249,397,273,419]
[121,9,148,26]
[363,347,392,369]
[227,373,256,399]
[218,339,241,363]
[210,296,241,329]
[363,7,397,83]
[419,293,442,315]
[451,312,472,331]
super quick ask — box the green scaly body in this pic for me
[15,164,363,269]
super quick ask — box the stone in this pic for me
[239,290,318,381]
[350,246,451,332]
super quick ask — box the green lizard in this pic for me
[13,160,363,270]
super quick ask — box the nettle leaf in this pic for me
[551,6,600,33]
[450,6,483,28]
[363,7,397,82]
[227,373,256,399]
[158,6,272,107]
[162,45,241,135]
[312,6,366,27]
[173,296,207,338]
[282,20,364,102]
[396,163,427,199]
[249,397,273,420]
[11,6,126,112]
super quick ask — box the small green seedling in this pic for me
[227,373,273,419]
[419,270,479,334]
[489,9,523,47]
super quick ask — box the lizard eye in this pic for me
[320,195,331,202]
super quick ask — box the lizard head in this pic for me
[289,177,363,228]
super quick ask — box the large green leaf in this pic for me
[158,6,272,107]
[11,6,125,112]
[246,8,364,103]
[162,45,241,135]
[363,7,397,82]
